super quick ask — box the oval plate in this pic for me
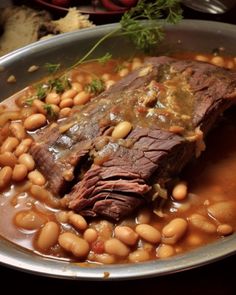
[0,20,236,280]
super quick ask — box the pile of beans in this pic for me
[0,54,236,265]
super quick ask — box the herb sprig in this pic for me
[48,77,71,94]
[25,1,182,109]
[25,76,71,106]
[85,79,105,95]
[44,104,56,118]
[119,0,182,51]
[73,0,182,67]
[45,63,61,74]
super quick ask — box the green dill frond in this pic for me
[25,97,35,106]
[36,84,48,100]
[48,77,71,94]
[45,63,61,74]
[44,104,56,118]
[85,79,105,95]
[119,0,182,52]
[114,63,125,73]
[73,53,113,67]
[42,0,182,74]
[98,53,113,65]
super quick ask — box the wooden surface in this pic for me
[1,2,236,294]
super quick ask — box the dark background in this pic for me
[1,2,236,294]
[1,254,236,294]
[10,0,236,25]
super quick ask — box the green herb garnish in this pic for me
[48,77,71,93]
[27,0,182,104]
[114,63,125,73]
[72,53,113,67]
[24,83,48,105]
[73,0,182,67]
[85,79,105,95]
[97,53,113,64]
[120,0,182,51]
[25,76,71,106]
[45,63,61,74]
[44,104,56,118]
[25,97,35,106]
[36,84,48,100]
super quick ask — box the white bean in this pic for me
[105,80,115,90]
[58,232,90,258]
[59,98,73,109]
[114,226,138,246]
[37,221,60,250]
[136,224,161,244]
[15,210,46,230]
[195,55,209,62]
[56,211,70,223]
[73,91,91,106]
[30,185,50,202]
[118,68,129,77]
[211,56,225,67]
[12,164,28,181]
[92,253,116,264]
[207,202,236,223]
[217,224,233,236]
[156,244,175,258]
[18,153,35,171]
[71,82,83,92]
[28,170,46,185]
[1,137,19,153]
[172,182,188,201]
[104,238,130,257]
[45,93,61,105]
[128,249,150,262]
[59,107,71,118]
[83,228,98,243]
[9,122,26,140]
[24,114,47,130]
[112,121,132,139]
[131,61,142,71]
[68,213,88,231]
[61,89,78,100]
[0,166,12,189]
[32,99,47,115]
[162,218,188,245]
[188,214,216,233]
[0,152,17,167]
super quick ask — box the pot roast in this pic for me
[30,56,236,220]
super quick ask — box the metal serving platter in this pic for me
[0,20,236,280]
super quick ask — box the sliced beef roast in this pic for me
[30,56,236,220]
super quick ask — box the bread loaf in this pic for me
[52,8,94,33]
[0,6,94,56]
[0,6,55,56]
